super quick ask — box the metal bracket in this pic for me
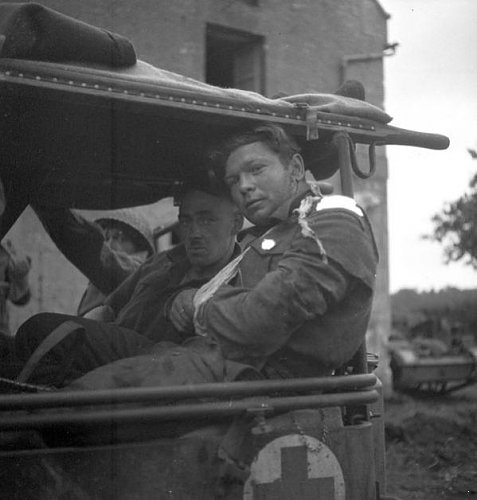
[305,107,320,141]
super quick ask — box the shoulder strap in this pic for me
[16,320,84,385]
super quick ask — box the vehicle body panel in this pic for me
[0,407,378,499]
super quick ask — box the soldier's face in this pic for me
[103,225,138,254]
[224,141,297,225]
[178,190,238,270]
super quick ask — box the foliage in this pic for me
[428,171,477,268]
[391,287,477,333]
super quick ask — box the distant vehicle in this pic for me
[389,323,477,395]
[0,4,449,498]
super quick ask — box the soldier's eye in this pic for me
[225,175,238,187]
[249,164,266,176]
[178,218,191,227]
[197,216,215,227]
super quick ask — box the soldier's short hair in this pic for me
[209,123,301,181]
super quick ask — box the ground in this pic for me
[384,384,477,500]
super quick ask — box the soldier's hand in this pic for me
[169,289,196,333]
[83,305,116,322]
[5,240,31,281]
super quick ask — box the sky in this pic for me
[378,0,477,292]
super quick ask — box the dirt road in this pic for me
[385,384,477,499]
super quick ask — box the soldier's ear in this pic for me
[232,210,244,235]
[289,153,305,181]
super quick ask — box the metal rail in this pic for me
[0,389,379,431]
[0,374,376,410]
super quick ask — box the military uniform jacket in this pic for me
[106,244,241,343]
[196,193,379,378]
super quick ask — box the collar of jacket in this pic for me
[288,189,314,214]
[238,189,313,242]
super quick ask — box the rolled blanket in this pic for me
[0,2,136,67]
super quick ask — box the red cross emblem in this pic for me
[243,434,345,500]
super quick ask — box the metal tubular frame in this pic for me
[0,374,376,411]
[332,130,369,376]
[0,390,379,431]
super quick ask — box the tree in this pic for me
[429,154,477,267]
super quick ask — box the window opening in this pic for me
[206,24,264,93]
